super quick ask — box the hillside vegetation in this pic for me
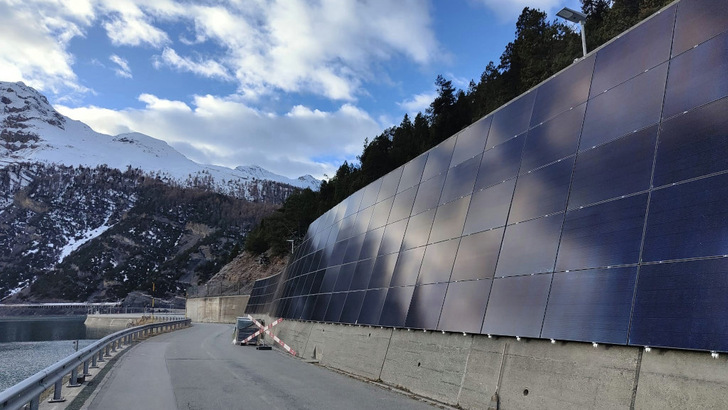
[0,163,277,301]
[246,0,674,256]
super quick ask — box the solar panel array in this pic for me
[245,273,281,314]
[246,0,728,352]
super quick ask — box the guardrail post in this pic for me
[68,366,81,387]
[99,349,106,362]
[111,341,117,352]
[49,379,65,403]
[91,353,98,368]
[29,395,39,410]
[83,359,91,376]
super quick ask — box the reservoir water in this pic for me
[0,316,117,391]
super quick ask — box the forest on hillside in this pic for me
[245,0,674,257]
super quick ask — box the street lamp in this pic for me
[556,7,588,58]
[286,239,294,254]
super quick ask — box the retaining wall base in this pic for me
[256,316,728,410]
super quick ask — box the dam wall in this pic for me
[186,295,249,323]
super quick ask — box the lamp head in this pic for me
[556,7,587,24]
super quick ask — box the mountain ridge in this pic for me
[0,81,320,193]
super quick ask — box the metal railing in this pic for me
[0,318,191,410]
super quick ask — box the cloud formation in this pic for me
[398,91,437,116]
[0,0,87,93]
[154,48,233,81]
[1,0,445,177]
[1,0,440,102]
[109,54,132,78]
[56,95,382,179]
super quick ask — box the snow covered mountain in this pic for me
[0,81,320,303]
[0,81,320,194]
[235,165,320,190]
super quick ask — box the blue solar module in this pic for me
[379,286,415,327]
[568,126,656,209]
[664,31,728,118]
[630,259,728,352]
[541,267,637,344]
[437,279,491,333]
[487,91,536,150]
[450,116,492,167]
[654,97,728,187]
[482,274,552,338]
[405,283,448,330]
[463,180,515,235]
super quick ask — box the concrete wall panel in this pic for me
[219,295,249,323]
[457,336,505,409]
[634,348,728,409]
[380,329,473,405]
[496,339,638,410]
[316,325,392,380]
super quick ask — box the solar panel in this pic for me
[250,1,728,353]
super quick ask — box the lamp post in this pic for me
[286,239,294,254]
[556,7,588,58]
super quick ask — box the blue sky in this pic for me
[0,0,581,179]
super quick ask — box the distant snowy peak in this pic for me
[1,81,66,153]
[0,81,320,195]
[0,81,65,129]
[235,165,320,190]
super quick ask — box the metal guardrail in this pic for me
[0,318,191,410]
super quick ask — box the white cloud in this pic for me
[109,54,132,78]
[185,0,441,100]
[398,91,437,115]
[98,0,171,47]
[155,48,233,81]
[0,0,442,103]
[55,95,382,179]
[102,16,169,47]
[0,1,89,94]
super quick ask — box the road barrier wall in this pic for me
[256,315,728,410]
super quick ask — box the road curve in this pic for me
[86,322,436,409]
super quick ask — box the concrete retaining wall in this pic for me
[185,295,249,323]
[255,315,728,409]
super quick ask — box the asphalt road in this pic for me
[86,323,436,410]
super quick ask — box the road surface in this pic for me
[86,322,436,409]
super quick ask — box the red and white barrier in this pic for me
[240,317,282,344]
[246,315,297,357]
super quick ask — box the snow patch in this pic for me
[58,218,113,263]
